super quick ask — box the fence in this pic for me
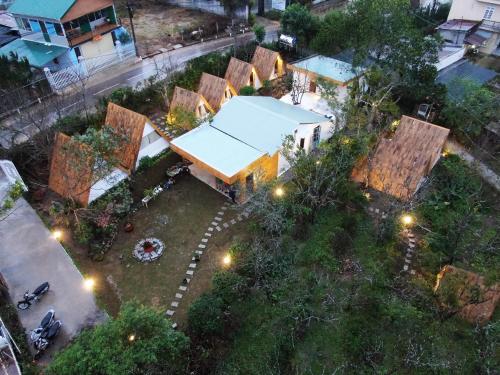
[164,0,249,18]
[44,42,136,92]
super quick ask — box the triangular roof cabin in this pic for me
[48,132,94,207]
[352,116,450,200]
[224,57,261,93]
[251,46,284,81]
[197,73,237,111]
[169,86,214,118]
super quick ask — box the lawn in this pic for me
[65,174,250,323]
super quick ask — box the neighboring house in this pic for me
[0,0,128,70]
[224,57,262,93]
[170,96,333,201]
[0,11,18,47]
[282,54,364,116]
[197,72,237,111]
[169,86,214,120]
[0,159,26,205]
[251,46,285,82]
[351,116,450,201]
[439,0,500,55]
[48,103,168,206]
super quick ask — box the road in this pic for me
[0,24,279,148]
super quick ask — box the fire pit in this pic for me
[133,238,165,262]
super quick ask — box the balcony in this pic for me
[65,21,118,47]
[480,20,500,32]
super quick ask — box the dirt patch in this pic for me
[121,5,231,56]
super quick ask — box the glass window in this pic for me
[88,12,96,22]
[15,17,23,29]
[312,126,321,149]
[45,22,56,35]
[484,6,495,20]
[29,19,41,32]
[54,23,64,36]
[22,18,31,31]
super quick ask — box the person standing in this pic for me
[228,186,237,204]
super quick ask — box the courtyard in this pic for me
[63,173,250,324]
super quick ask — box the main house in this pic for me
[437,0,500,55]
[351,116,450,201]
[49,103,168,206]
[170,96,333,201]
[0,0,128,70]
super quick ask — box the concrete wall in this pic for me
[448,0,500,22]
[163,0,248,18]
[79,32,114,59]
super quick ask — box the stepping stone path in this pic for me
[165,202,251,321]
[401,229,417,275]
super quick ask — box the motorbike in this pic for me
[34,320,62,359]
[30,309,54,343]
[17,282,50,310]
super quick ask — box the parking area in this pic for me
[0,198,105,362]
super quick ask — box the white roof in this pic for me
[211,96,326,154]
[171,97,326,177]
[171,124,265,178]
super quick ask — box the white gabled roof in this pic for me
[171,124,265,178]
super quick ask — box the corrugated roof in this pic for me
[0,38,68,68]
[171,124,264,179]
[211,96,326,155]
[224,57,254,93]
[8,0,76,20]
[290,55,361,84]
[352,116,450,200]
[251,46,281,81]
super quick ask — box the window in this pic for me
[29,19,41,32]
[15,17,23,29]
[299,138,305,149]
[484,6,495,20]
[22,18,31,31]
[54,23,64,36]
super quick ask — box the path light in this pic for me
[52,229,62,240]
[223,254,231,266]
[275,187,285,197]
[128,334,135,342]
[83,278,95,291]
[401,214,414,226]
[316,160,321,165]
[441,150,449,157]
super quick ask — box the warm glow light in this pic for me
[363,192,371,200]
[52,230,62,240]
[441,150,449,157]
[316,160,321,165]
[83,278,95,291]
[275,187,285,197]
[223,254,231,266]
[401,214,414,226]
[342,137,351,145]
[128,334,135,342]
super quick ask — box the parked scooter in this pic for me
[17,282,50,310]
[29,309,54,343]
[34,320,62,359]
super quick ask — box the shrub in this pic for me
[239,85,256,95]
[74,220,94,245]
[253,23,266,44]
[213,271,248,304]
[188,294,225,339]
[138,155,155,171]
[265,9,282,21]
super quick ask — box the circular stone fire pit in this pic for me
[133,238,165,262]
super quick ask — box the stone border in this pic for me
[133,237,165,262]
[165,202,251,325]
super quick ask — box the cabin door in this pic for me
[309,80,317,93]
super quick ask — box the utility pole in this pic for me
[126,0,139,57]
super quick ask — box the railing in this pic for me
[480,19,500,31]
[65,22,119,47]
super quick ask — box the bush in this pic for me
[118,32,131,44]
[239,85,256,95]
[74,220,94,245]
[248,13,256,26]
[188,294,225,339]
[265,9,282,21]
[47,302,189,375]
[213,271,248,304]
[253,24,266,44]
[138,155,155,171]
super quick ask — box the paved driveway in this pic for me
[0,198,105,361]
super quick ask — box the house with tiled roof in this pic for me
[0,0,130,70]
[49,103,168,206]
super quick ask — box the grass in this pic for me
[64,175,247,321]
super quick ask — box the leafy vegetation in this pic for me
[46,302,189,375]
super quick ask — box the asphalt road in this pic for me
[0,25,279,148]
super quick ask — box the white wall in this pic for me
[135,123,170,169]
[88,168,128,204]
[448,0,500,22]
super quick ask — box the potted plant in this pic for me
[124,223,134,232]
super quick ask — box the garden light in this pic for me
[223,254,231,266]
[128,334,135,342]
[401,214,414,226]
[275,187,285,197]
[83,278,95,291]
[52,230,62,240]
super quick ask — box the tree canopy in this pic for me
[280,3,319,46]
[46,302,189,375]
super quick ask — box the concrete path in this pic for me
[446,140,500,191]
[0,198,105,362]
